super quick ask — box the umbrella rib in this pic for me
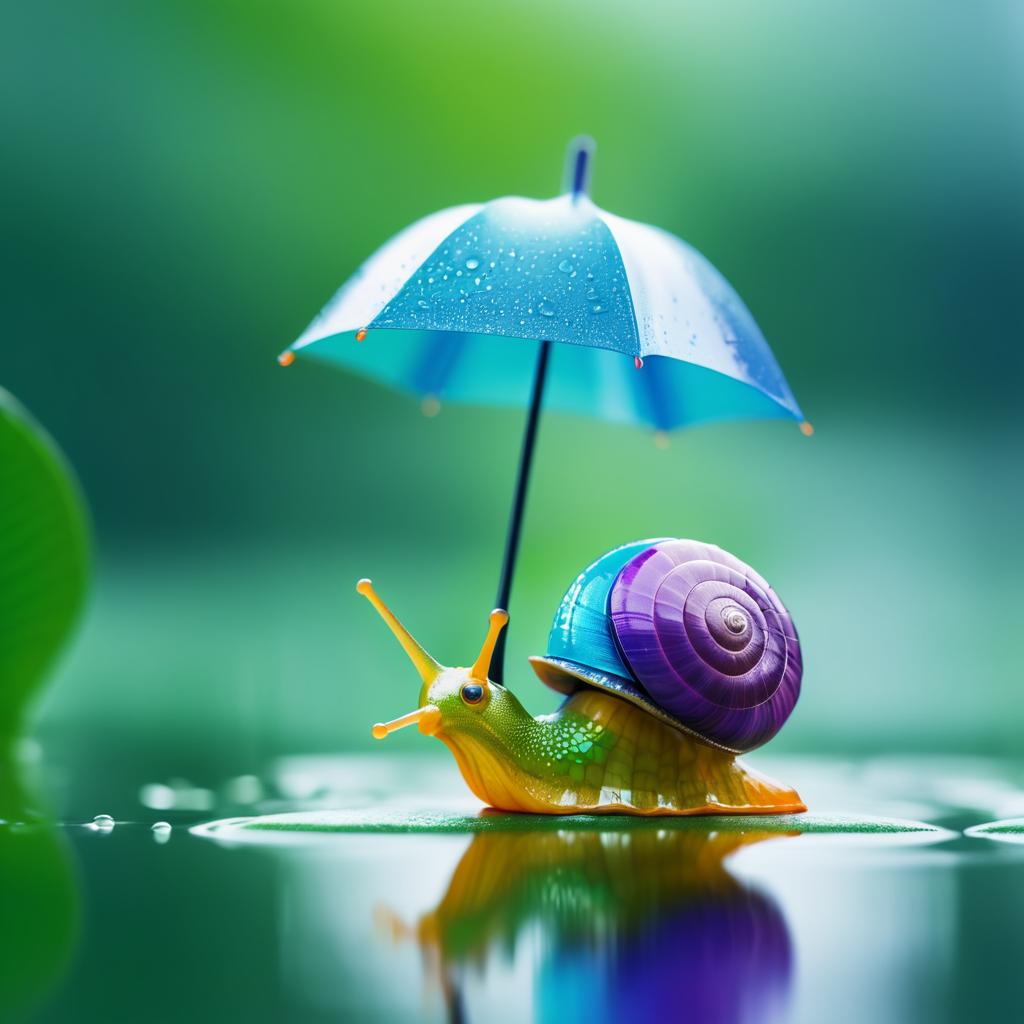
[409,331,466,397]
[635,355,674,432]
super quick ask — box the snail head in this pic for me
[357,579,522,744]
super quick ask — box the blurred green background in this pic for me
[3,0,1023,811]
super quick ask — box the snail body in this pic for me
[360,538,805,816]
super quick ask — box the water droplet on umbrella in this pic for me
[92,814,114,832]
[474,277,481,286]
[558,259,573,273]
[417,299,430,309]
[585,289,598,301]
[538,300,555,317]
[465,258,480,270]
[586,271,594,280]
[592,304,606,314]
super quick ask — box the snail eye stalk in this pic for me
[471,609,509,682]
[356,578,442,686]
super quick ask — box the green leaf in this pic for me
[193,808,953,840]
[0,389,90,735]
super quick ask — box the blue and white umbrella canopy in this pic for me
[280,189,807,434]
[281,142,809,685]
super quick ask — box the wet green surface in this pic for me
[966,819,1024,843]
[7,753,1024,1024]
[199,809,949,837]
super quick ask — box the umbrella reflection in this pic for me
[376,826,794,1024]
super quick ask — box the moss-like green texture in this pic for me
[195,808,947,838]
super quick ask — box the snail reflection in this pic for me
[376,825,794,1024]
[361,538,805,817]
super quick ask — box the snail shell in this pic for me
[529,538,802,752]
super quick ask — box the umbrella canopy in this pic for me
[280,191,806,434]
[280,141,808,684]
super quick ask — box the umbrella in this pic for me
[278,139,809,683]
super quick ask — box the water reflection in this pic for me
[0,751,78,1021]
[377,826,794,1024]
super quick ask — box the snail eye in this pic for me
[461,683,484,705]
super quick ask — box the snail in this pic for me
[360,538,805,816]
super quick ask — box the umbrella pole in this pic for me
[489,339,552,685]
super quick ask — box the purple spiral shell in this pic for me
[609,540,801,752]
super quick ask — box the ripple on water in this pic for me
[965,818,1024,844]
[191,809,953,847]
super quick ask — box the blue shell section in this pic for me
[371,196,640,355]
[545,539,667,679]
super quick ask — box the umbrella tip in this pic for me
[634,356,644,370]
[654,430,670,449]
[421,395,441,418]
[799,421,814,437]
[355,328,368,342]
[566,136,596,200]
[277,350,295,367]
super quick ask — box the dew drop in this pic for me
[465,258,479,270]
[92,814,114,832]
[151,821,172,845]
[558,258,573,273]
[538,300,556,317]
